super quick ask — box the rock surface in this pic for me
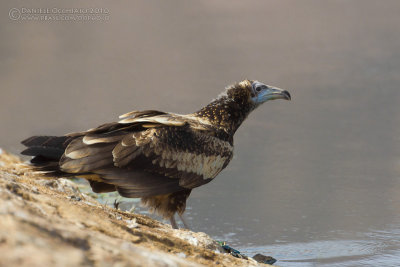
[0,149,273,267]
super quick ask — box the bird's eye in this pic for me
[251,82,268,95]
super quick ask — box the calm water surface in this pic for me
[1,1,400,266]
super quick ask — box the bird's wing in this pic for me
[113,126,234,188]
[60,111,233,196]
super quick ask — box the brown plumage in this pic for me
[21,79,290,228]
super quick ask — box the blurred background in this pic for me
[1,1,400,266]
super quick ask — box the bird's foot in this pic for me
[113,198,121,210]
[169,214,191,230]
[178,214,191,230]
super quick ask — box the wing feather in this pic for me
[61,137,115,172]
[83,134,125,145]
[61,157,113,173]
[118,115,187,126]
[95,168,182,197]
[119,110,167,119]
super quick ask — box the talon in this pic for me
[114,199,120,210]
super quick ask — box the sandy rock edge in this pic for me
[0,149,272,267]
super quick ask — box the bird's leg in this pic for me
[178,214,190,230]
[170,214,178,229]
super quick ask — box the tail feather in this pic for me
[21,136,72,159]
[22,135,70,148]
[21,146,65,159]
[21,135,74,177]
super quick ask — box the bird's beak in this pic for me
[260,87,291,102]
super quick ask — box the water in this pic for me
[1,1,400,266]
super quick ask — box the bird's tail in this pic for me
[22,136,118,193]
[21,135,75,177]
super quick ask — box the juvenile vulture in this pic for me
[21,80,291,228]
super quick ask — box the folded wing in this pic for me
[59,110,233,197]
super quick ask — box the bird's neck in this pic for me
[194,96,253,135]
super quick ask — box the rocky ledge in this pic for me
[0,149,274,267]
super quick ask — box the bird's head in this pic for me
[195,79,291,134]
[228,79,291,109]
